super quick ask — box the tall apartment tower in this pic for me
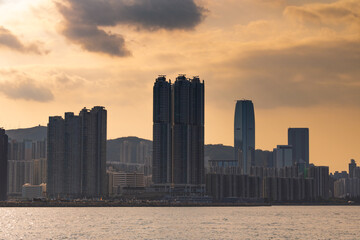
[152,75,204,186]
[64,112,81,195]
[234,100,255,175]
[188,76,204,185]
[153,76,172,184]
[47,116,65,197]
[349,159,356,178]
[80,106,107,197]
[172,75,191,184]
[288,128,309,167]
[0,128,8,201]
[47,106,107,198]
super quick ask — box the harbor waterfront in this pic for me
[0,199,356,207]
[1,206,359,239]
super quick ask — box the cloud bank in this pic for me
[55,0,207,56]
[216,39,360,109]
[284,0,360,27]
[0,71,54,102]
[0,26,47,54]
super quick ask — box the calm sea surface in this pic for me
[0,206,359,239]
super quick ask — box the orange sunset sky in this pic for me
[0,0,359,173]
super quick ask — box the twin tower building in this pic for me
[153,75,205,188]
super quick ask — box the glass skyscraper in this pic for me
[234,100,255,175]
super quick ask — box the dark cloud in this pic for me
[0,26,47,54]
[0,71,54,102]
[55,0,206,56]
[211,40,360,109]
[61,23,130,57]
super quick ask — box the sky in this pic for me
[0,0,359,172]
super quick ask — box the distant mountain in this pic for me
[204,144,234,168]
[5,126,271,166]
[205,144,234,160]
[203,145,273,167]
[107,136,152,163]
[6,126,47,141]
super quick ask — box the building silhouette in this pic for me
[153,75,172,184]
[47,106,107,198]
[234,100,255,174]
[288,128,309,167]
[153,75,204,187]
[349,159,359,179]
[0,128,8,201]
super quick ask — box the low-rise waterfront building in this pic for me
[22,183,46,199]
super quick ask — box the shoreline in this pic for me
[0,201,358,207]
[0,202,271,207]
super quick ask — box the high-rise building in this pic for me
[288,128,309,167]
[172,75,191,184]
[152,75,204,187]
[188,76,204,185]
[234,100,255,174]
[0,128,8,201]
[273,145,293,168]
[172,75,204,185]
[349,159,356,179]
[64,112,81,195]
[47,116,65,197]
[47,106,107,198]
[80,106,107,197]
[8,139,47,197]
[153,75,172,184]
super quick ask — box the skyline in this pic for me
[0,0,359,173]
